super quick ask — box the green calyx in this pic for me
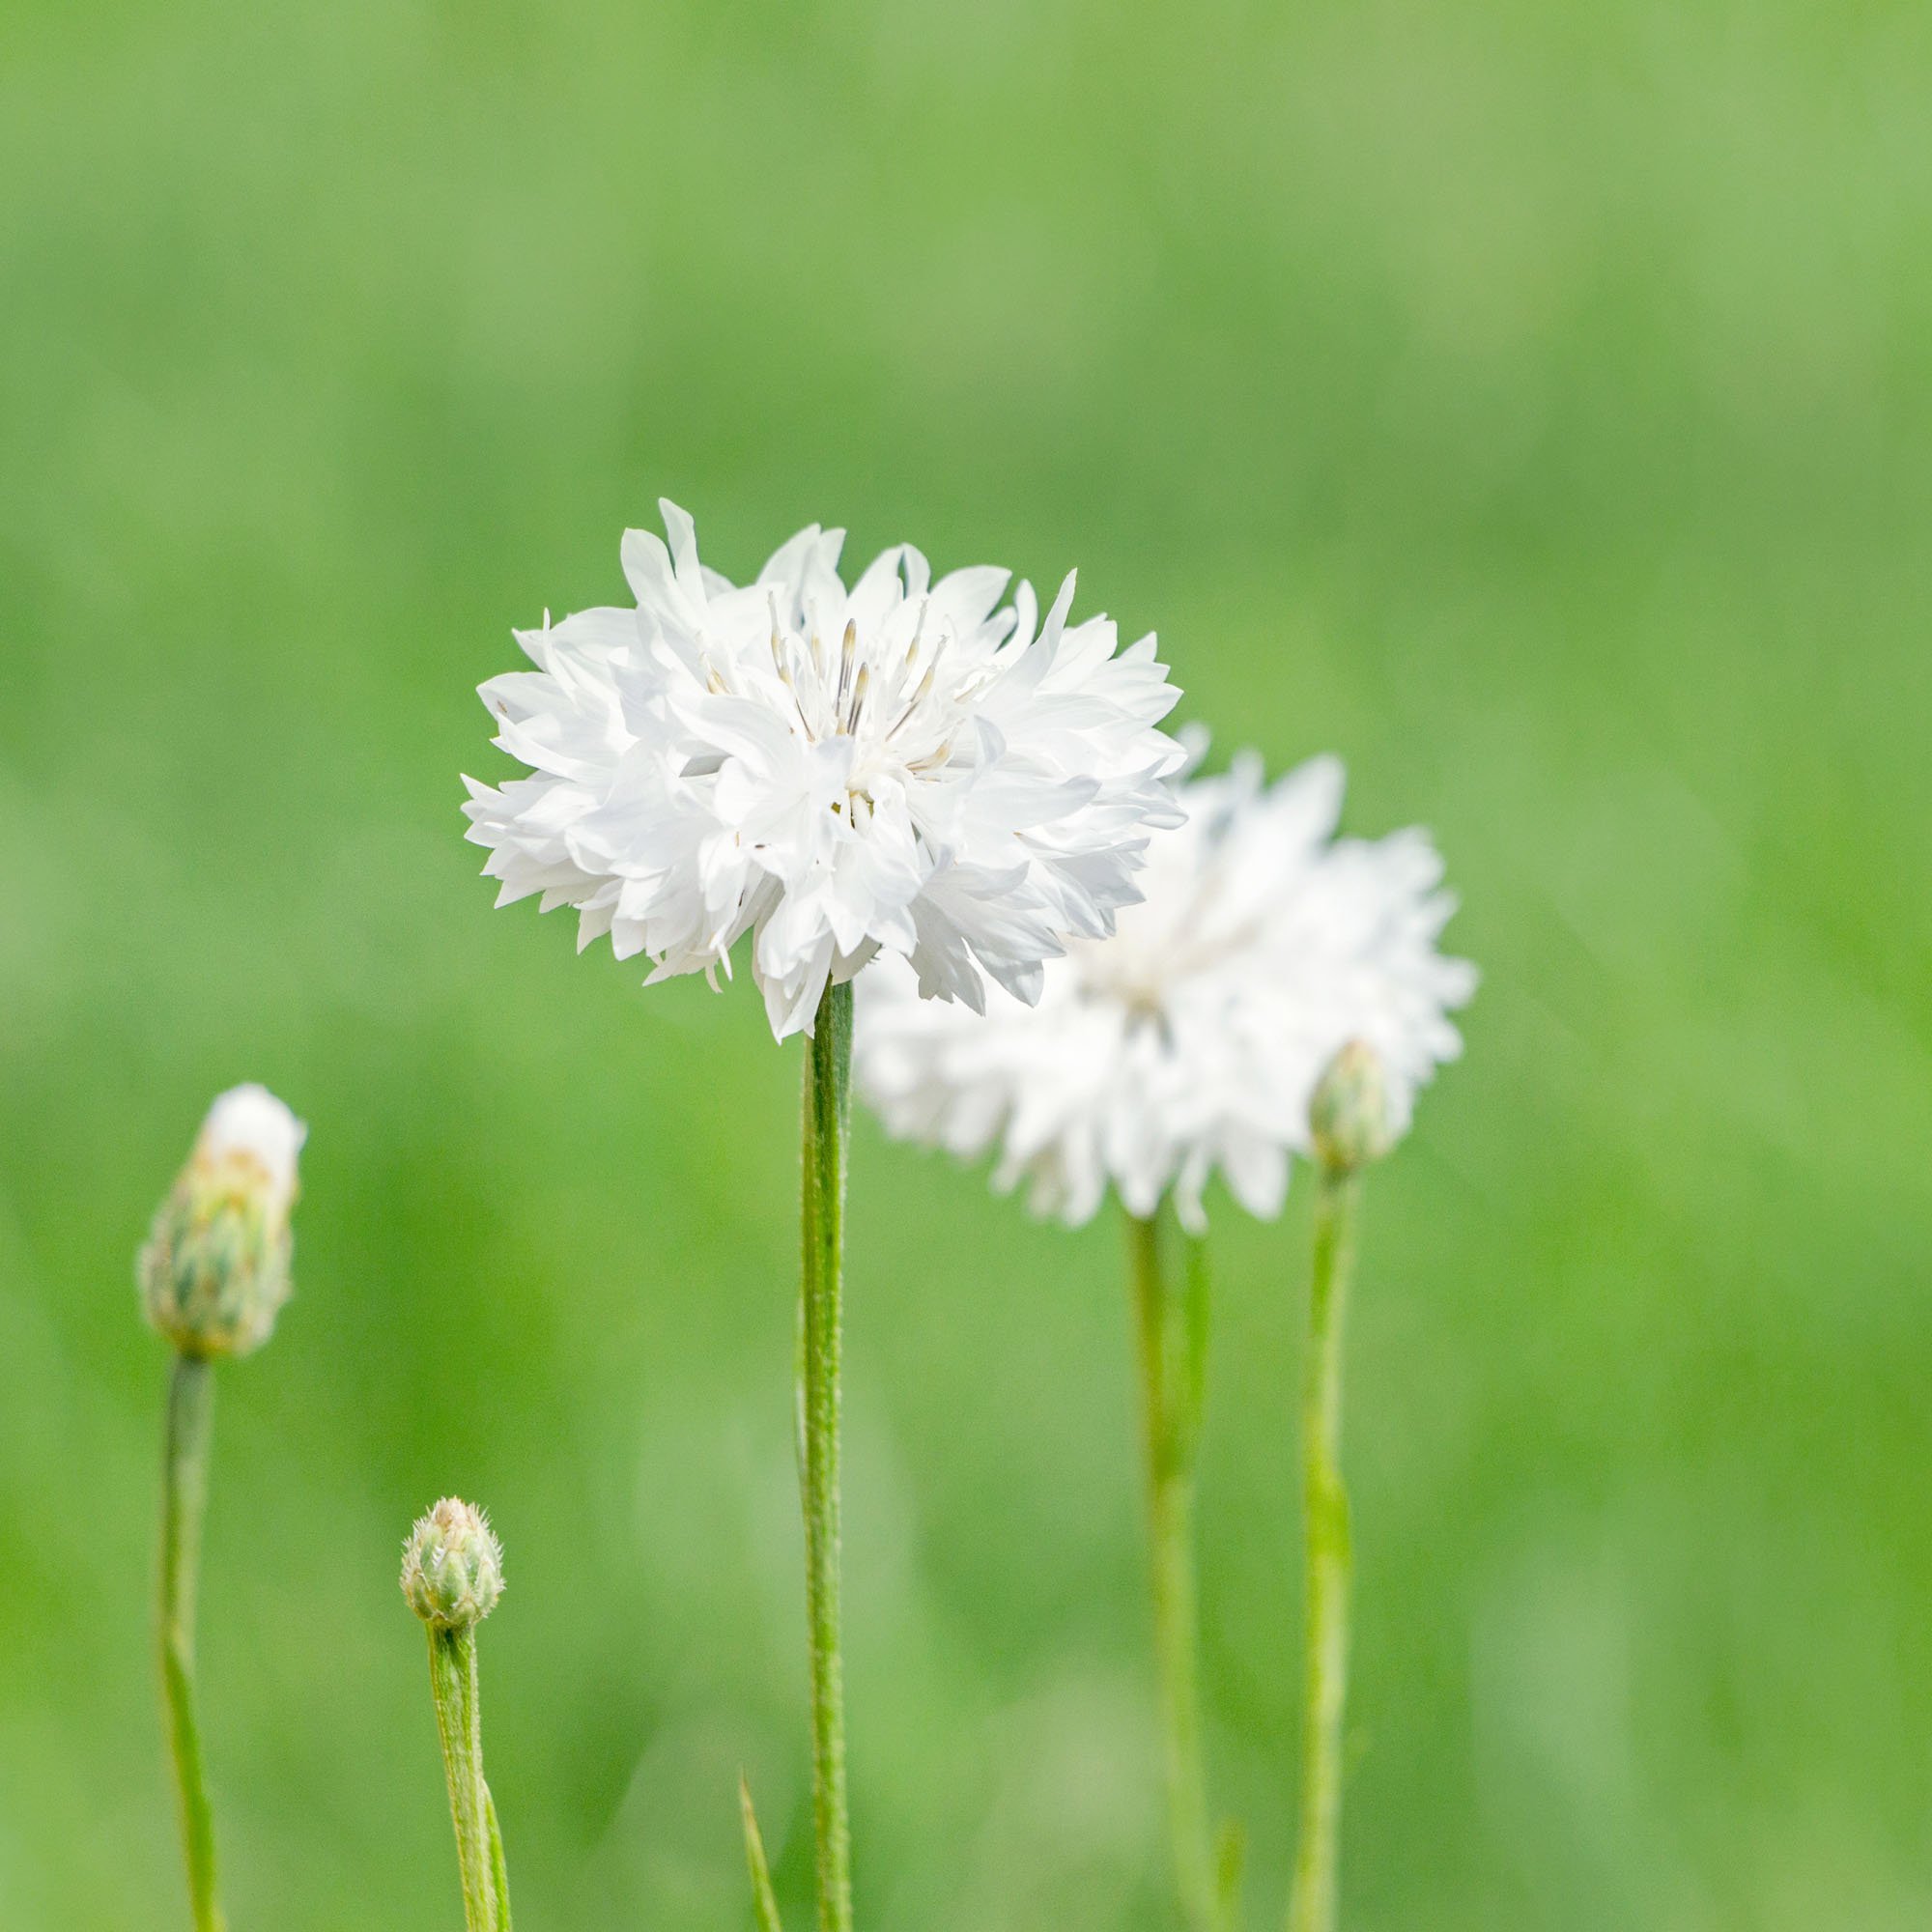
[139,1155,295,1360]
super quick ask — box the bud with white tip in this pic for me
[1309,1041,1395,1176]
[402,1498,504,1632]
[139,1084,307,1358]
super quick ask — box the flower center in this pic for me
[1065,839,1268,1018]
[701,598,992,800]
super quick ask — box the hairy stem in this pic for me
[1128,1212,1218,1932]
[801,979,855,1932]
[426,1627,509,1932]
[1286,1168,1361,1932]
[158,1352,225,1932]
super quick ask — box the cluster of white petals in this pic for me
[464,504,1184,1037]
[196,1084,306,1208]
[855,750,1476,1230]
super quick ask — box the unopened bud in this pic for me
[139,1085,306,1358]
[402,1498,504,1632]
[1309,1041,1395,1175]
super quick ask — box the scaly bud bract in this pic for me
[402,1498,504,1632]
[1309,1040,1395,1176]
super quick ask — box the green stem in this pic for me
[159,1351,225,1932]
[426,1627,509,1932]
[800,979,855,1932]
[1286,1167,1362,1932]
[1128,1212,1217,1932]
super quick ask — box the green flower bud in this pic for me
[402,1498,504,1632]
[139,1085,305,1359]
[1309,1040,1395,1176]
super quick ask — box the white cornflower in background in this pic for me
[463,502,1184,1038]
[855,748,1477,1230]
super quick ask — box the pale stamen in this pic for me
[835,620,857,720]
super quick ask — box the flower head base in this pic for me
[401,1498,504,1632]
[463,502,1184,1039]
[857,750,1475,1231]
[139,1085,306,1358]
[1309,1040,1395,1175]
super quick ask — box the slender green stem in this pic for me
[159,1351,225,1932]
[426,1627,509,1932]
[1286,1168,1362,1932]
[1128,1211,1218,1932]
[800,979,854,1932]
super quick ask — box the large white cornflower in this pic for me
[463,503,1184,1037]
[855,750,1477,1230]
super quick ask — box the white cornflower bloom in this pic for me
[855,750,1476,1230]
[463,503,1185,1038]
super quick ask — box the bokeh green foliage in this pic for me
[3,0,1930,1925]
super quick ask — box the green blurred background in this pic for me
[3,0,1929,1925]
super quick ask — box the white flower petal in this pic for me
[197,1085,306,1209]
